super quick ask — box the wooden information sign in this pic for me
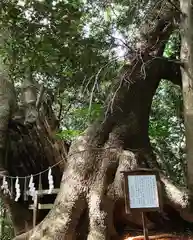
[122,169,162,240]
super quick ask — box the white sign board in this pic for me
[128,175,159,209]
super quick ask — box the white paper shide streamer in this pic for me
[28,175,36,201]
[1,176,10,195]
[15,177,21,201]
[48,167,54,194]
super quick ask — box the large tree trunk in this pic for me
[0,2,192,240]
[0,69,67,234]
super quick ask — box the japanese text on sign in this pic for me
[128,175,159,209]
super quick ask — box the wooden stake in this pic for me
[33,194,38,229]
[24,177,28,201]
[38,173,43,198]
[10,178,13,199]
[142,212,149,240]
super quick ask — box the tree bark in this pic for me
[180,0,193,197]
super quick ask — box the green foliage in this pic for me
[0,0,114,88]
[149,80,185,185]
[164,32,180,59]
[0,201,14,239]
[72,103,102,122]
[149,33,184,186]
[56,129,82,141]
[55,102,102,141]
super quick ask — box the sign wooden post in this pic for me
[142,212,149,240]
[121,169,162,240]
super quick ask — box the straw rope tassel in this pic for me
[15,177,21,201]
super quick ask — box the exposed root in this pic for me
[87,190,107,240]
[161,175,193,223]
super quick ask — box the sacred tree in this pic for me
[0,0,193,239]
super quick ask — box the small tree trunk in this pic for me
[180,0,193,196]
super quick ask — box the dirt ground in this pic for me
[122,233,193,240]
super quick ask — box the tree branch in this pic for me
[158,57,182,86]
